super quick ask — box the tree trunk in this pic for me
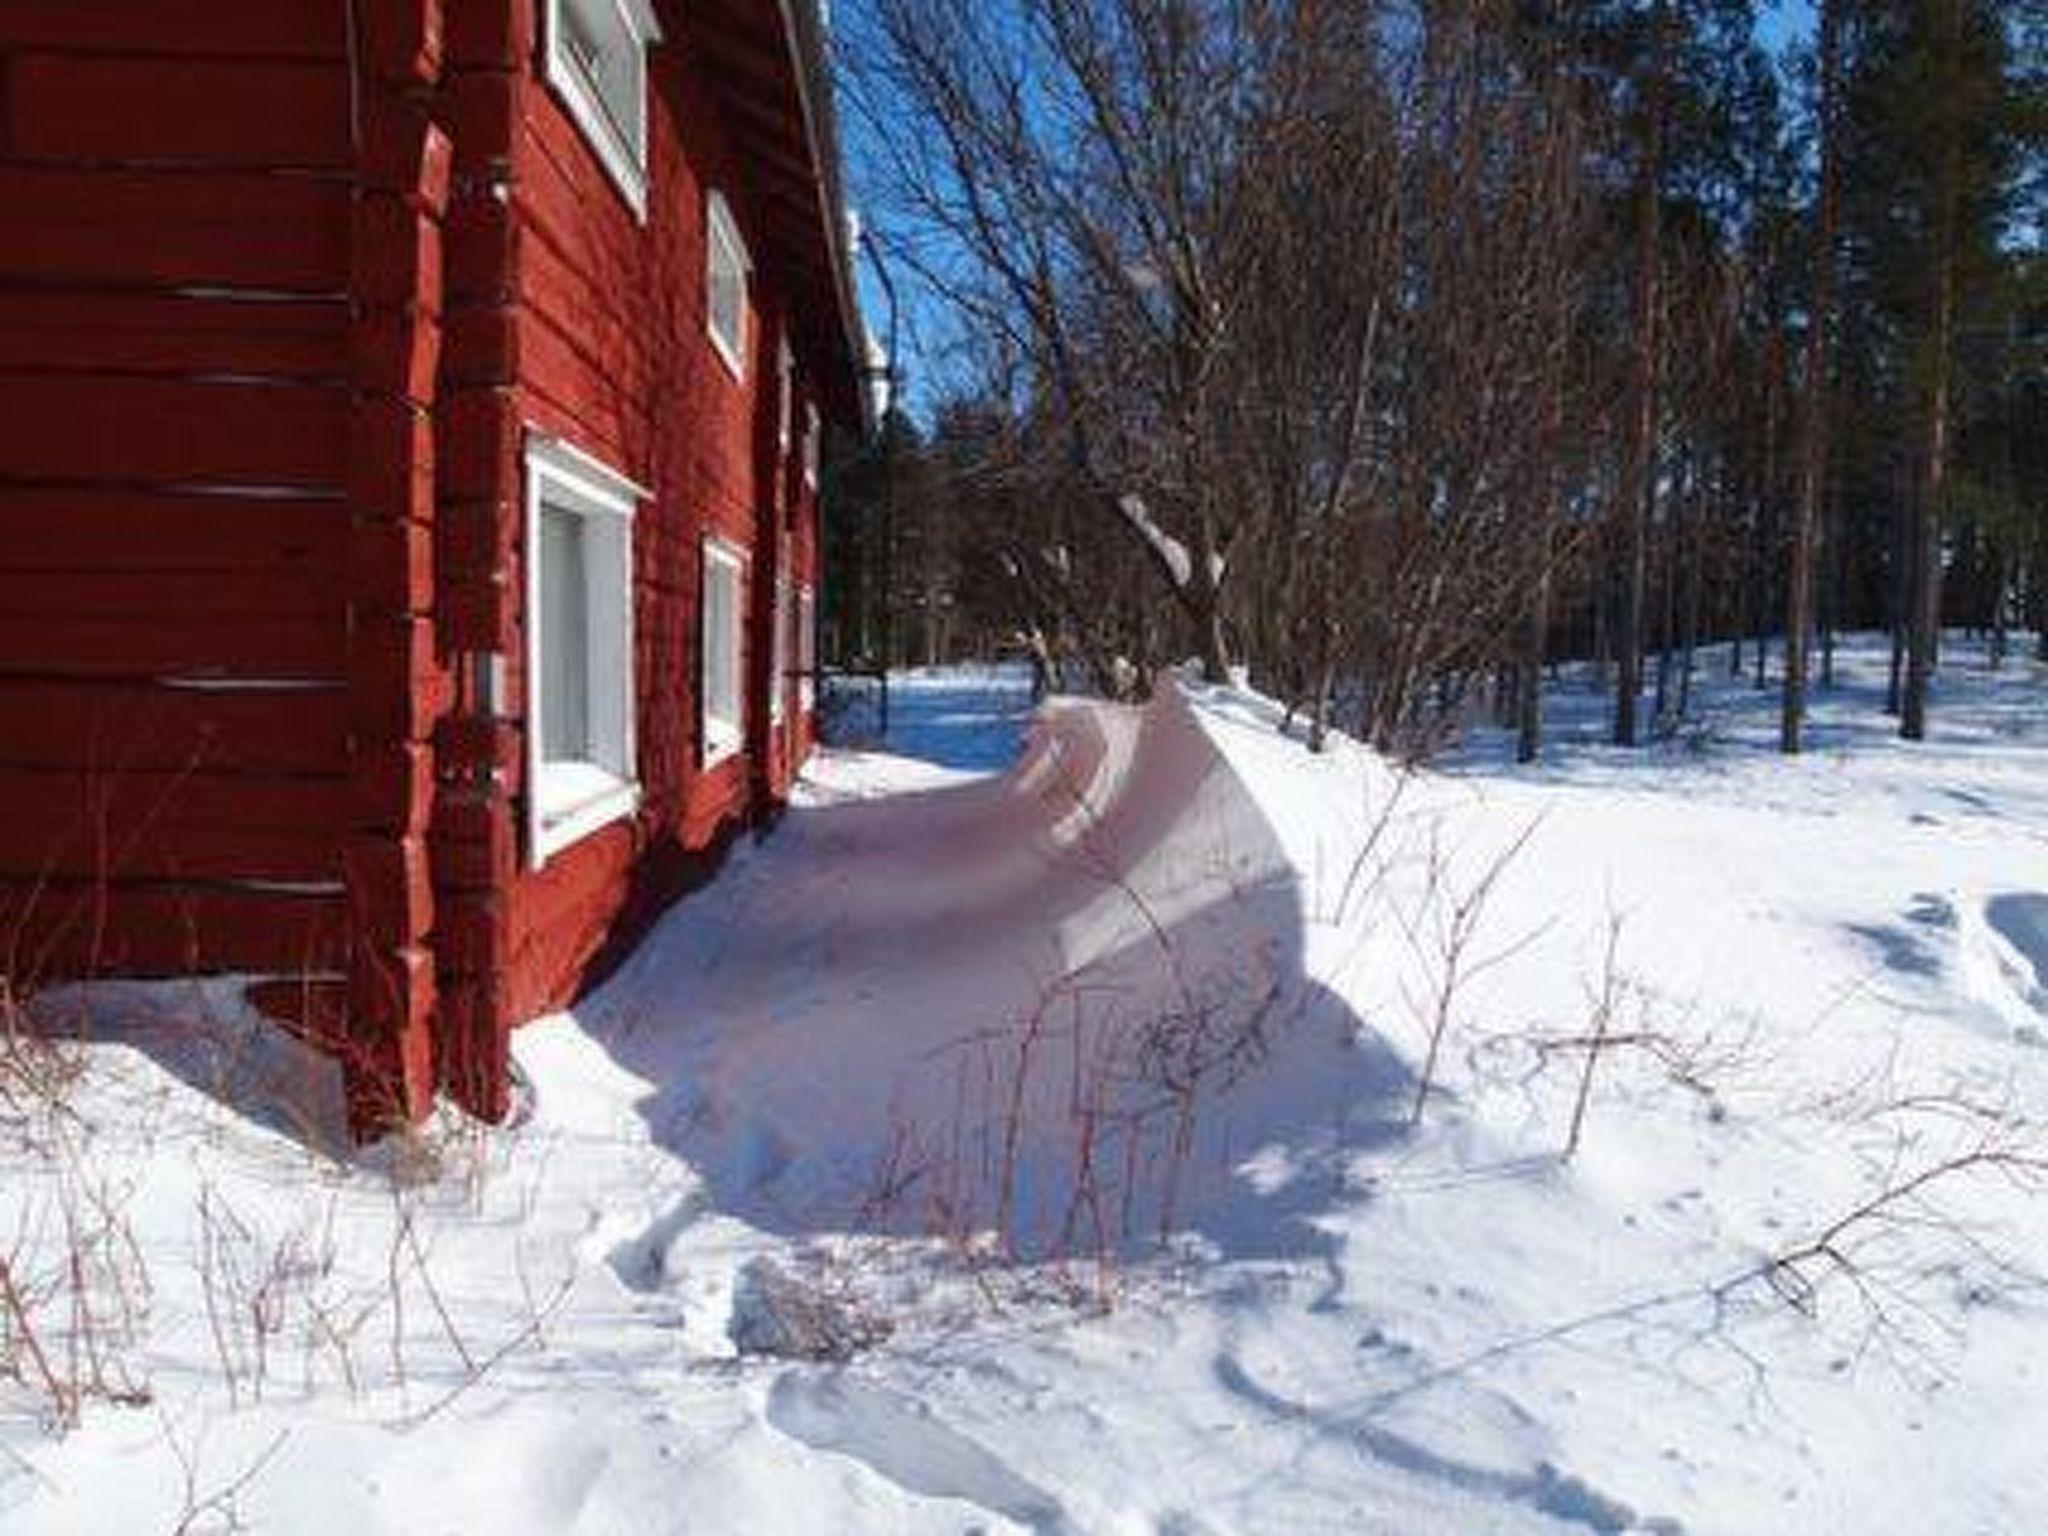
[1821,448,1844,689]
[1655,492,1676,728]
[1655,454,1685,730]
[1679,465,1703,720]
[1902,0,1964,743]
[1782,0,1839,754]
[2037,507,2048,662]
[1614,0,1668,748]
[1755,324,1784,693]
[1517,580,1547,765]
[1989,545,2008,670]
[1195,593,1231,686]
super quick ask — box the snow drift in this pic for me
[579,679,1408,1263]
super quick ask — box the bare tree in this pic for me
[1782,0,1842,753]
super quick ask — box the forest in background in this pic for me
[823,0,2044,758]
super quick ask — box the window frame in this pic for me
[542,0,661,221]
[771,569,792,725]
[802,400,822,490]
[776,340,795,455]
[705,190,752,381]
[797,584,817,712]
[524,433,644,870]
[700,536,747,766]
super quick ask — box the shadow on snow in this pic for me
[582,679,1411,1270]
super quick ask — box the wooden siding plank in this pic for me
[0,681,347,776]
[0,3,346,60]
[0,568,342,622]
[0,310,348,383]
[0,768,346,882]
[5,55,350,168]
[0,879,349,976]
[0,614,341,680]
[0,376,348,489]
[0,487,342,573]
[0,167,350,294]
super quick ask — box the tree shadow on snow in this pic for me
[1444,636,2048,802]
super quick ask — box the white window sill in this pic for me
[532,763,640,867]
[708,326,746,383]
[702,725,743,769]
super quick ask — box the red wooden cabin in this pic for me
[0,1,863,1129]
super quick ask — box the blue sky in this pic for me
[847,0,1826,424]
[1758,0,1818,57]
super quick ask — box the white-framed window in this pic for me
[524,434,643,868]
[771,571,792,724]
[802,401,821,490]
[776,340,795,454]
[543,0,661,219]
[706,190,751,380]
[701,537,746,763]
[797,584,817,711]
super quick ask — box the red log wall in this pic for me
[0,0,835,1129]
[432,1,827,1117]
[0,2,361,990]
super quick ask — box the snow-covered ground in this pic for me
[4,637,2046,1534]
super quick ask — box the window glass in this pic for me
[707,193,749,375]
[777,343,795,451]
[703,543,744,755]
[798,586,817,709]
[525,436,640,865]
[547,0,655,214]
[772,574,792,722]
[539,505,590,763]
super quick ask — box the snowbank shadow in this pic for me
[22,977,351,1153]
[1987,894,2048,1005]
[585,682,1409,1267]
[1846,891,1957,981]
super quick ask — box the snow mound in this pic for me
[583,681,1408,1262]
[1962,892,2048,1039]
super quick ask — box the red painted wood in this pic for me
[344,941,439,1130]
[343,836,434,952]
[498,40,799,1031]
[0,376,348,490]
[0,680,347,775]
[0,1,849,1135]
[5,55,351,168]
[441,308,520,388]
[346,518,438,617]
[0,304,347,384]
[352,742,435,834]
[0,167,349,294]
[0,880,349,978]
[352,197,446,313]
[443,0,536,70]
[357,0,446,88]
[0,615,339,681]
[0,568,342,623]
[0,2,347,59]
[0,487,343,573]
[0,769,346,882]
